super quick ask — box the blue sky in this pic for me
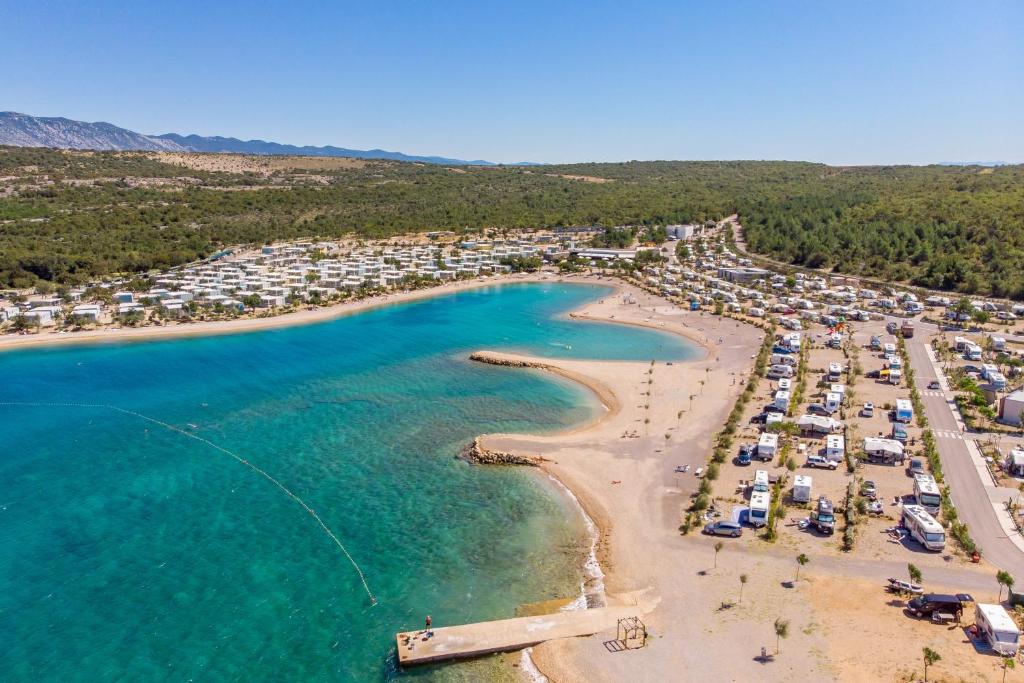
[2,1,1021,164]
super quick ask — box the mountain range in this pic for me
[0,111,511,165]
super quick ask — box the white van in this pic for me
[768,364,794,379]
[901,504,945,551]
[976,603,1021,656]
[753,469,770,492]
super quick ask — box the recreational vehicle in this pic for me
[895,399,914,423]
[901,504,945,551]
[792,475,812,504]
[913,474,942,515]
[975,603,1021,656]
[757,433,778,461]
[748,490,770,528]
[768,364,794,379]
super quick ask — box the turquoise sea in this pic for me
[0,282,696,681]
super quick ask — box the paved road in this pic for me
[905,331,1024,577]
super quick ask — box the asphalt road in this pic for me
[905,330,1024,577]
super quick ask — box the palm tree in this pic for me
[773,618,789,654]
[714,541,724,569]
[922,647,941,682]
[1002,657,1015,683]
[908,563,922,587]
[997,570,1015,602]
[699,379,706,395]
[738,574,748,603]
[689,394,697,411]
[795,554,809,581]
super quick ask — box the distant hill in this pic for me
[0,111,183,152]
[0,111,507,165]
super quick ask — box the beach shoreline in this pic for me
[0,273,619,353]
[465,284,767,681]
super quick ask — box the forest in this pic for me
[1,146,1022,298]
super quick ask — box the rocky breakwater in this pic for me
[468,351,555,370]
[461,437,547,466]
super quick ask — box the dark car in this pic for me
[907,593,973,620]
[703,521,743,538]
[737,445,753,466]
[928,380,941,390]
[807,404,830,416]
[907,458,926,476]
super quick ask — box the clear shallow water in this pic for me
[0,282,696,682]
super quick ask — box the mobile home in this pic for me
[768,364,794,379]
[975,604,1021,656]
[901,504,945,551]
[772,390,790,412]
[748,490,771,527]
[827,362,843,382]
[757,433,779,461]
[825,434,845,461]
[913,474,942,515]
[792,475,812,503]
[895,399,914,423]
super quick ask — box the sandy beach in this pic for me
[471,285,1008,682]
[0,273,608,352]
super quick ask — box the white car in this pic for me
[861,402,874,417]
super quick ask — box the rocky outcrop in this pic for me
[461,437,546,466]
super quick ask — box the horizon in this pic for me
[2,2,1022,165]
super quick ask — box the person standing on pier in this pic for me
[425,615,432,633]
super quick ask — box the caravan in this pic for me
[895,399,914,423]
[827,362,843,382]
[975,604,1021,656]
[749,491,770,527]
[792,475,812,503]
[901,504,945,551]
[913,474,942,515]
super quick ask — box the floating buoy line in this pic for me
[0,401,377,606]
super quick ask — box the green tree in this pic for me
[908,563,922,586]
[774,618,789,654]
[795,553,808,581]
[997,570,1015,602]
[922,647,940,682]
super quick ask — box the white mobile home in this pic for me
[748,490,770,528]
[975,604,1021,656]
[864,437,905,465]
[757,433,779,460]
[913,474,942,515]
[901,504,945,551]
[792,475,812,503]
[825,434,845,461]
[895,399,914,423]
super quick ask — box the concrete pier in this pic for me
[396,606,637,666]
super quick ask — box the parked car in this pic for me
[861,402,874,417]
[737,446,752,466]
[928,380,940,390]
[703,521,743,538]
[807,404,830,416]
[861,480,878,499]
[806,454,838,470]
[887,321,899,334]
[907,458,926,476]
[906,593,973,621]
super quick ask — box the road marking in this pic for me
[921,390,945,397]
[933,430,964,440]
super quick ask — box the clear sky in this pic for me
[2,1,1021,165]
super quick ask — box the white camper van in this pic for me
[901,504,945,551]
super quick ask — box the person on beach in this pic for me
[425,615,431,632]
